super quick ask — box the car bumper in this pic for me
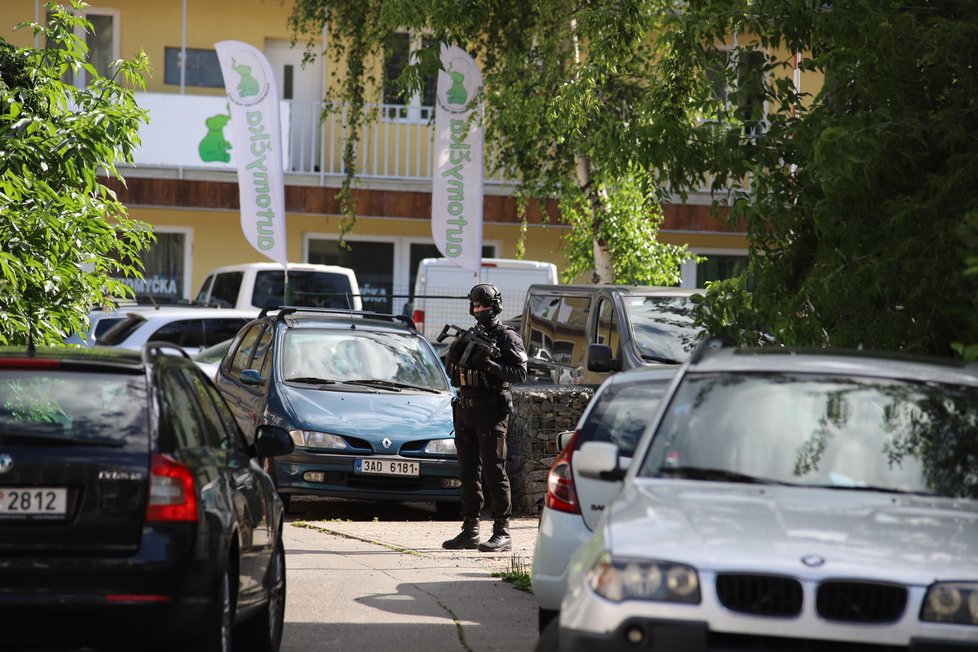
[559,619,978,652]
[531,506,592,612]
[0,525,222,647]
[272,450,461,502]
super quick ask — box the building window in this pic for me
[164,47,225,88]
[706,47,768,135]
[696,254,748,287]
[110,231,187,304]
[50,7,119,88]
[383,32,437,122]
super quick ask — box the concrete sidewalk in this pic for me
[288,514,539,576]
[283,521,540,652]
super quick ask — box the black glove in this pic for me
[465,349,491,371]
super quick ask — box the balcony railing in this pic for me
[131,92,507,185]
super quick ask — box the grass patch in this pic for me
[493,554,533,593]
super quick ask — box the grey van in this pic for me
[521,284,704,385]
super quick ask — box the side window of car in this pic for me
[526,293,559,361]
[203,318,247,348]
[178,366,231,449]
[252,326,274,378]
[159,368,208,450]
[199,375,248,451]
[230,324,263,375]
[552,296,591,367]
[210,272,244,308]
[150,319,204,349]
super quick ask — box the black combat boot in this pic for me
[442,520,480,550]
[477,521,511,552]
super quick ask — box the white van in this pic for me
[195,262,363,312]
[411,258,559,340]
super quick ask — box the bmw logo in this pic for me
[0,454,12,474]
[801,554,826,568]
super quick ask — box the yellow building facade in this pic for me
[2,0,754,313]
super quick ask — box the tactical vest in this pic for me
[454,322,509,394]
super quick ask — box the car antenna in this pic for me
[345,293,356,329]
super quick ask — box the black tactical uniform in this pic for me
[442,283,527,552]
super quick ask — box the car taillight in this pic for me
[0,358,60,368]
[412,309,425,332]
[146,453,198,522]
[545,430,581,514]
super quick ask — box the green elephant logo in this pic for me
[231,59,260,98]
[446,66,467,105]
[199,113,232,163]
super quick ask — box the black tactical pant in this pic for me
[452,393,512,524]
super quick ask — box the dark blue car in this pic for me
[214,307,461,516]
[0,343,294,651]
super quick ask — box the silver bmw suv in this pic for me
[551,341,978,651]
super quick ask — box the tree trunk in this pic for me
[574,153,614,284]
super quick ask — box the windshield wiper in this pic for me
[341,379,406,392]
[286,376,337,385]
[640,354,683,364]
[656,466,787,485]
[809,483,938,497]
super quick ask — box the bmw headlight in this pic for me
[424,438,457,455]
[922,583,978,625]
[289,430,348,449]
[586,553,700,604]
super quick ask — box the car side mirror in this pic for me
[588,343,622,373]
[254,425,294,458]
[240,368,265,385]
[556,430,575,452]
[576,441,626,481]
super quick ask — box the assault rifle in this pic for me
[437,323,501,368]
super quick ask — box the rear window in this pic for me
[209,272,244,308]
[96,314,148,346]
[253,270,353,309]
[579,381,668,456]
[0,369,148,448]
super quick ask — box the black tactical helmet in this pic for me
[468,283,502,318]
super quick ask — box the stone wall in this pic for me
[507,384,598,516]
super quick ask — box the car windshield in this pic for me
[639,372,978,498]
[624,296,701,363]
[580,380,670,456]
[281,330,450,391]
[0,370,148,447]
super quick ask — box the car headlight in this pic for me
[424,438,457,455]
[289,430,348,449]
[586,553,700,604]
[922,583,978,625]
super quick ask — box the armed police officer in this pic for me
[442,283,527,552]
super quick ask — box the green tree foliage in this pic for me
[658,0,978,356]
[288,0,696,284]
[0,2,153,346]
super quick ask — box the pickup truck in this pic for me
[520,284,704,386]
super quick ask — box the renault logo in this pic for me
[0,454,12,474]
[382,437,392,450]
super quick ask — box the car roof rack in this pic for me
[258,305,419,332]
[689,335,737,364]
